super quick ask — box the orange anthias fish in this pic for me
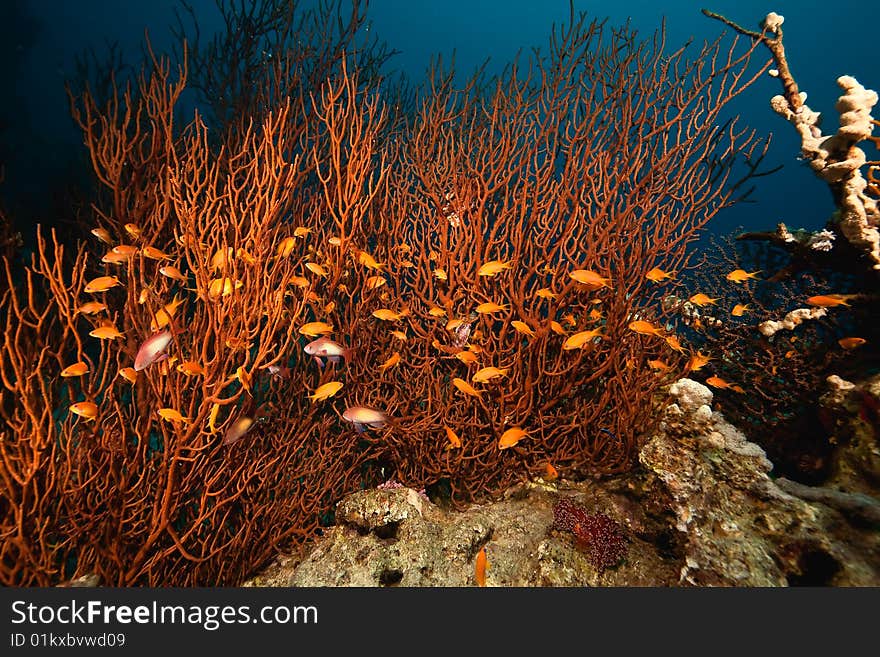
[159,265,188,282]
[102,250,131,265]
[477,259,512,277]
[535,288,557,300]
[293,226,311,238]
[111,244,139,256]
[76,301,107,315]
[209,247,234,270]
[628,320,665,337]
[475,546,488,587]
[84,276,122,293]
[544,463,559,482]
[428,306,447,318]
[151,295,186,331]
[157,408,190,424]
[454,350,479,365]
[446,318,466,331]
[91,227,113,244]
[806,294,850,308]
[366,275,386,290]
[207,277,243,300]
[236,247,256,265]
[562,328,602,350]
[569,269,611,289]
[549,320,567,335]
[277,237,297,257]
[142,246,171,260]
[731,303,751,317]
[69,401,98,420]
[433,268,448,281]
[378,352,401,373]
[688,293,719,307]
[511,320,536,337]
[357,250,385,271]
[299,321,334,337]
[664,334,685,353]
[498,426,527,449]
[207,403,221,433]
[685,350,712,372]
[838,337,867,350]
[647,359,671,371]
[309,381,343,402]
[452,377,481,397]
[305,262,329,277]
[645,267,674,282]
[472,366,508,383]
[177,361,206,376]
[444,425,462,450]
[475,302,509,314]
[372,308,408,321]
[726,269,761,283]
[124,223,142,239]
[705,375,731,389]
[118,367,138,383]
[89,324,124,340]
[60,361,89,377]
[236,366,252,396]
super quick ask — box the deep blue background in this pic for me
[1,0,875,242]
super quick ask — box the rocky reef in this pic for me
[244,378,880,587]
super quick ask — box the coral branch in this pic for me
[704,9,880,270]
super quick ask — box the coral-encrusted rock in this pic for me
[335,485,432,531]
[641,378,879,586]
[668,378,713,413]
[819,373,880,496]
[246,482,678,587]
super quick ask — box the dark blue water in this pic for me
[2,0,874,241]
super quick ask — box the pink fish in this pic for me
[453,318,474,348]
[341,406,389,433]
[134,329,173,371]
[267,364,292,380]
[303,337,350,368]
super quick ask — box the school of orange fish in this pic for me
[65,229,868,454]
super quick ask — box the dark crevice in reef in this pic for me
[378,568,403,586]
[373,521,400,541]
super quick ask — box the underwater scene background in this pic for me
[0,0,877,586]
